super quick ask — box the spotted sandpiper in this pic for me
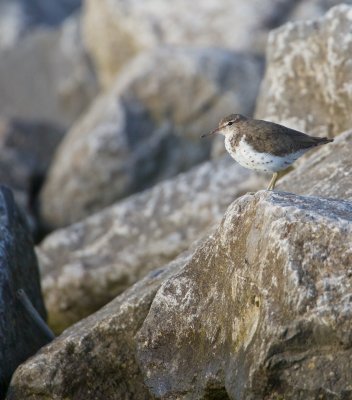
[202,114,333,190]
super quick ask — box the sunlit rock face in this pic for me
[256,4,352,139]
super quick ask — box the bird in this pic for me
[201,114,333,190]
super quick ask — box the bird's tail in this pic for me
[315,137,334,145]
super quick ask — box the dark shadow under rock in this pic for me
[0,117,65,241]
[0,186,49,399]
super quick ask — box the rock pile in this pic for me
[7,190,352,399]
[1,2,352,400]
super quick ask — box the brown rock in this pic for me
[137,191,352,399]
[255,4,352,138]
[38,157,265,333]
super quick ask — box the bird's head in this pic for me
[201,114,247,138]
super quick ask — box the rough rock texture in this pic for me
[0,186,48,399]
[40,47,263,228]
[0,117,64,237]
[256,4,352,138]
[38,156,265,333]
[7,191,352,399]
[137,191,352,399]
[0,14,98,128]
[0,0,81,50]
[83,0,294,86]
[279,129,352,200]
[6,252,191,400]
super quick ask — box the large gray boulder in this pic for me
[0,14,98,128]
[256,4,352,138]
[40,47,263,228]
[6,191,352,399]
[38,157,265,333]
[0,186,49,399]
[278,129,352,200]
[137,191,352,399]
[6,252,191,400]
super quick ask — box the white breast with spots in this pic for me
[224,136,307,172]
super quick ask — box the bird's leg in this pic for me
[267,172,279,191]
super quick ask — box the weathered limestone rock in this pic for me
[279,129,352,200]
[0,186,49,399]
[6,252,191,400]
[40,47,263,228]
[0,14,98,128]
[0,117,64,237]
[38,156,265,333]
[83,0,294,86]
[256,4,352,138]
[137,191,352,399]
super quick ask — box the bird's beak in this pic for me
[201,127,219,138]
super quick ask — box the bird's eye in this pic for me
[227,121,233,126]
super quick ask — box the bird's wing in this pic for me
[245,119,331,155]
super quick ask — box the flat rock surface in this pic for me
[278,129,352,200]
[38,157,265,332]
[256,4,352,138]
[0,186,48,398]
[137,191,352,399]
[6,252,191,400]
[40,47,263,228]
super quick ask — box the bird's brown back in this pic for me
[239,119,333,156]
